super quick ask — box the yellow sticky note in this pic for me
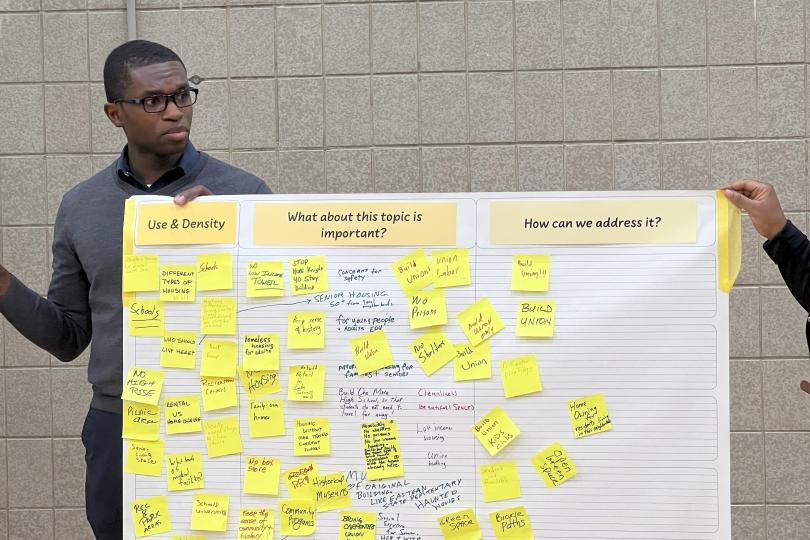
[197,252,233,291]
[489,506,533,539]
[201,339,238,378]
[532,442,577,488]
[191,493,230,532]
[123,255,160,292]
[454,341,491,381]
[290,256,329,295]
[438,508,481,540]
[131,495,171,537]
[165,395,202,434]
[293,417,331,456]
[160,264,196,302]
[500,355,542,398]
[516,300,555,338]
[568,393,612,438]
[201,297,237,335]
[472,406,520,456]
[243,333,280,371]
[247,260,285,298]
[166,452,204,491]
[200,376,238,411]
[244,456,281,496]
[123,401,160,441]
[457,297,504,345]
[480,461,521,503]
[288,311,325,349]
[338,511,377,540]
[160,331,197,369]
[409,332,456,376]
[128,300,164,336]
[125,439,164,476]
[238,367,281,400]
[313,472,351,512]
[288,364,326,401]
[407,290,448,329]
[391,248,434,292]
[121,367,164,406]
[433,248,471,288]
[248,399,285,438]
[350,330,394,375]
[361,420,404,480]
[204,416,243,457]
[279,499,315,536]
[284,462,319,500]
[238,508,275,540]
[511,254,550,292]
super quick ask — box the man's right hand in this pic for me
[723,180,788,240]
[0,264,11,296]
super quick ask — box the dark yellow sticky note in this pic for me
[191,493,230,532]
[238,507,275,540]
[350,330,394,375]
[201,339,238,378]
[160,264,196,302]
[125,439,164,476]
[247,260,284,298]
[166,452,204,491]
[361,420,404,480]
[123,255,159,293]
[472,406,520,456]
[121,367,164,406]
[409,331,455,376]
[568,393,612,438]
[279,499,315,536]
[338,511,376,540]
[288,364,325,401]
[479,461,521,503]
[165,395,202,434]
[128,300,164,336]
[407,290,447,329]
[391,248,434,292]
[197,252,233,291]
[433,248,471,288]
[244,456,281,496]
[293,417,330,456]
[516,300,555,338]
[160,331,197,369]
[248,399,285,438]
[511,254,550,292]
[238,367,281,400]
[243,333,280,371]
[204,416,243,457]
[131,495,171,537]
[454,341,492,381]
[489,506,533,539]
[284,462,319,500]
[438,508,481,540]
[200,376,238,411]
[290,256,329,295]
[313,472,351,512]
[288,311,325,349]
[531,442,577,488]
[500,355,542,398]
[123,401,160,441]
[201,297,237,335]
[457,297,504,345]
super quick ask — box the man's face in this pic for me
[105,61,193,157]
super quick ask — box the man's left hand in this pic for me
[174,185,213,205]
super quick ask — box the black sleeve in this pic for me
[763,220,810,313]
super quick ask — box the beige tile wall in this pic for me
[0,0,808,538]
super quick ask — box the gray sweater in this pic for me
[0,152,271,413]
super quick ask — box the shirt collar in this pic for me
[116,141,199,190]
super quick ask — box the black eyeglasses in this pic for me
[113,88,198,113]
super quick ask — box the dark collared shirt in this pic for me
[115,141,200,192]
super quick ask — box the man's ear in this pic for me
[104,102,124,128]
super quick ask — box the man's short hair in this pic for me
[103,40,185,102]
